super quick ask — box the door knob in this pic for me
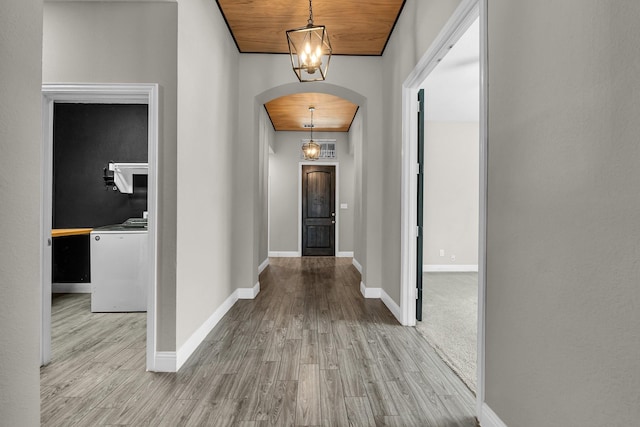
[331,212,335,217]
[331,220,335,224]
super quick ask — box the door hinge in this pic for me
[416,162,420,175]
[415,287,419,300]
[417,100,421,113]
[416,226,420,237]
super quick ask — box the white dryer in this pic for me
[90,223,148,312]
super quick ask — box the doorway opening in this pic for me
[400,0,487,415]
[259,84,363,262]
[414,16,480,392]
[41,84,159,371]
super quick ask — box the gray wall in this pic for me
[43,0,242,353]
[0,0,43,424]
[175,0,239,351]
[349,110,365,265]
[423,121,478,267]
[269,131,354,254]
[43,0,179,350]
[381,0,465,303]
[258,108,273,266]
[485,1,640,425]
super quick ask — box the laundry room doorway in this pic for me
[41,84,159,371]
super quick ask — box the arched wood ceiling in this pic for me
[265,93,358,132]
[216,0,406,55]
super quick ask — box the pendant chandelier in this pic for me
[286,0,332,82]
[302,106,321,160]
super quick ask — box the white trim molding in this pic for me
[258,258,269,274]
[359,283,402,324]
[352,258,363,274]
[337,251,354,258]
[153,352,177,373]
[424,264,479,272]
[381,290,402,323]
[175,289,238,370]
[52,283,91,293]
[238,282,260,299]
[360,281,381,299]
[172,280,261,372]
[480,404,509,427]
[268,251,301,258]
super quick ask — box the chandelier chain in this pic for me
[308,0,314,26]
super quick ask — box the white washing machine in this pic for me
[90,223,148,312]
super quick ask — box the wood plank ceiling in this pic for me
[216,0,406,55]
[216,0,405,132]
[265,93,359,132]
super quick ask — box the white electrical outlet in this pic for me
[450,255,456,262]
[439,249,445,257]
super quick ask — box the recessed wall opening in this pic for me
[415,17,480,393]
[257,85,365,262]
[41,84,159,373]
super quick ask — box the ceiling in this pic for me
[216,0,405,133]
[265,93,359,132]
[216,0,406,55]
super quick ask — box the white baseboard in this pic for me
[153,351,177,372]
[337,251,354,258]
[360,281,381,298]
[359,281,402,323]
[352,258,363,274]
[176,289,238,370]
[268,251,300,257]
[238,281,260,299]
[258,258,269,274]
[381,289,402,322]
[424,264,478,272]
[480,403,508,427]
[52,283,91,293]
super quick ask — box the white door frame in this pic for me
[41,83,160,371]
[399,0,487,416]
[298,161,340,257]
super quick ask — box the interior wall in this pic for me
[258,107,273,265]
[349,110,364,265]
[42,1,178,350]
[175,0,239,350]
[268,131,354,254]
[381,0,465,303]
[423,121,478,267]
[235,56,383,295]
[486,1,640,425]
[0,0,43,423]
[53,103,149,228]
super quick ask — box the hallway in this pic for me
[42,257,477,426]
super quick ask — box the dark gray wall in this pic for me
[53,103,148,228]
[52,103,148,283]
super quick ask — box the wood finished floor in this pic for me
[41,257,478,426]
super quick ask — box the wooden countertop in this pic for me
[51,228,93,238]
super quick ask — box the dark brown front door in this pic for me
[302,165,335,256]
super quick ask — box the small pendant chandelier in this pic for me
[286,0,332,82]
[302,106,321,160]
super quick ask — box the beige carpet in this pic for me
[416,272,478,393]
